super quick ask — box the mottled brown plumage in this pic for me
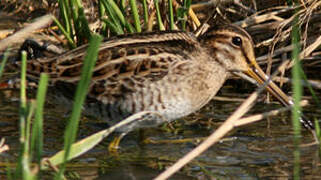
[15,25,313,135]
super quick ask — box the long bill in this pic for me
[245,62,314,130]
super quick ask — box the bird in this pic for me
[14,24,313,149]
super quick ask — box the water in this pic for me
[0,84,320,179]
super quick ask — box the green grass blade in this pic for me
[120,0,126,13]
[26,100,36,179]
[55,34,102,180]
[6,162,13,180]
[15,51,34,179]
[129,0,141,32]
[44,128,113,169]
[102,18,124,35]
[104,0,135,33]
[315,118,321,159]
[299,67,321,108]
[42,111,159,170]
[26,100,36,157]
[168,0,174,30]
[181,0,191,30]
[31,74,49,166]
[142,0,149,29]
[20,51,28,150]
[291,9,302,180]
[58,0,91,45]
[58,0,74,41]
[20,51,27,131]
[315,119,320,140]
[75,4,92,44]
[100,0,125,34]
[53,16,76,48]
[19,51,28,179]
[0,48,9,80]
[78,8,92,42]
[72,0,91,44]
[98,2,108,36]
[154,0,165,30]
[69,0,79,27]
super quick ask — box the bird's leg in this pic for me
[108,132,127,154]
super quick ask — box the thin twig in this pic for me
[235,100,308,127]
[273,76,321,89]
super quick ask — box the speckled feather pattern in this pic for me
[17,25,256,133]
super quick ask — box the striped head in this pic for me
[198,25,305,127]
[198,24,256,73]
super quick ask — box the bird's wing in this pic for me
[20,31,201,102]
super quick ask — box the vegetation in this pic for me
[0,0,320,179]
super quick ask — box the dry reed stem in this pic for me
[191,0,234,11]
[256,33,321,67]
[235,100,308,127]
[235,7,293,28]
[0,14,53,52]
[189,8,201,27]
[234,0,255,13]
[273,76,321,89]
[147,10,156,32]
[271,33,321,74]
[268,0,321,70]
[287,34,321,68]
[212,96,245,102]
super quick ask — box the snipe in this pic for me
[16,24,313,148]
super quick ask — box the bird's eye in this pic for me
[232,36,242,47]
